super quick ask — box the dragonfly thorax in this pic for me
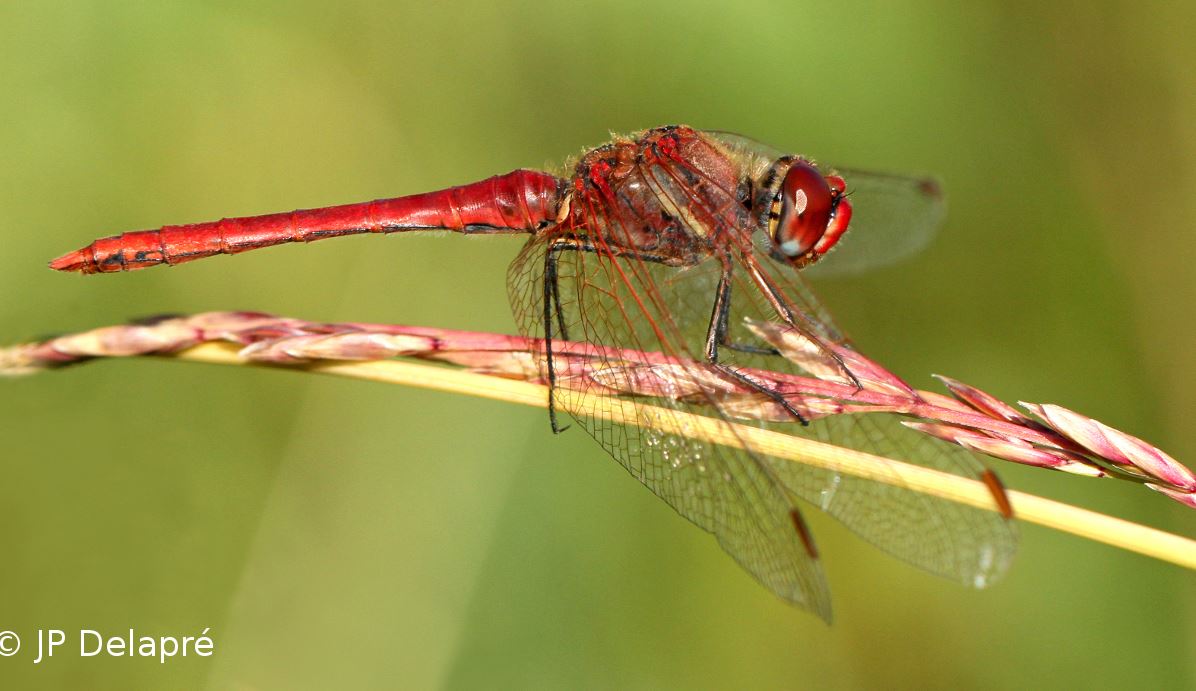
[565,126,758,266]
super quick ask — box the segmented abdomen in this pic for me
[50,169,564,273]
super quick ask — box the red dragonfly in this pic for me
[51,125,1015,620]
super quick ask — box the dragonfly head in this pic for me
[764,159,853,268]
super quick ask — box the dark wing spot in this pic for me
[789,509,819,559]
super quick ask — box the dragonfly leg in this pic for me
[747,262,864,393]
[541,238,680,434]
[705,261,811,425]
[546,241,816,427]
[543,240,573,434]
[717,340,782,357]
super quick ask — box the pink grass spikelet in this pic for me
[4,311,1194,511]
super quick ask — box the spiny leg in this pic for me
[545,241,807,427]
[748,263,863,393]
[705,258,810,425]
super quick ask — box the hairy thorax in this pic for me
[563,126,755,267]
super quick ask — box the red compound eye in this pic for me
[771,162,851,264]
[773,161,834,260]
[817,188,851,256]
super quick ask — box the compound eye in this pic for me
[772,161,834,260]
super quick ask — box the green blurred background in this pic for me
[2,2,1194,689]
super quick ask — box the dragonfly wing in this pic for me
[728,249,1018,585]
[804,170,945,279]
[769,411,1018,587]
[704,129,785,160]
[509,235,833,619]
[508,131,1013,614]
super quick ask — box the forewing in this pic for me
[776,412,1017,587]
[725,250,1017,586]
[805,170,945,279]
[511,155,841,612]
[703,133,1013,583]
[508,229,833,619]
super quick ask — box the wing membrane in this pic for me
[509,225,832,618]
[806,170,944,278]
[731,246,1016,584]
[507,133,1014,616]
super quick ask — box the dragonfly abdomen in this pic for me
[49,169,565,273]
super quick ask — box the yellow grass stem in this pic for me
[175,341,1196,571]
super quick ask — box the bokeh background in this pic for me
[2,2,1194,689]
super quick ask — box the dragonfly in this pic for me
[50,125,1016,620]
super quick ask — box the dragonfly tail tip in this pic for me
[48,248,91,273]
